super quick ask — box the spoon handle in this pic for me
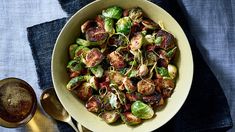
[67,118,79,132]
[77,122,83,132]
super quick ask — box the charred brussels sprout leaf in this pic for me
[101,111,120,124]
[102,6,123,19]
[67,60,83,72]
[142,20,160,30]
[104,17,115,33]
[131,101,154,119]
[69,44,78,59]
[116,17,132,35]
[130,33,144,51]
[121,112,142,125]
[66,76,84,90]
[156,67,169,77]
[167,47,177,58]
[90,65,104,78]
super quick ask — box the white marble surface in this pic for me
[0,0,234,131]
[0,0,66,131]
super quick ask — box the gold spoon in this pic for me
[40,88,83,132]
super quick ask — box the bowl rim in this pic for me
[51,0,194,131]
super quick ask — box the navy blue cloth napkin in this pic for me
[27,0,233,131]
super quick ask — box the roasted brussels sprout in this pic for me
[121,112,142,125]
[102,6,123,19]
[168,64,177,79]
[107,51,126,69]
[142,19,160,30]
[131,101,154,119]
[104,17,115,33]
[138,64,148,77]
[108,71,124,85]
[142,93,162,106]
[67,60,83,72]
[161,79,175,98]
[95,15,105,28]
[130,33,144,51]
[126,92,142,102]
[81,20,96,33]
[74,46,90,58]
[76,82,93,101]
[90,65,104,78]
[116,17,132,35]
[85,48,104,67]
[100,111,120,124]
[85,27,109,44]
[123,77,136,93]
[145,52,158,66]
[155,30,176,50]
[66,76,85,90]
[85,95,102,113]
[145,34,155,44]
[108,33,128,47]
[69,44,78,59]
[128,7,143,23]
[137,79,155,95]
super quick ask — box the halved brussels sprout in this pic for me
[85,48,104,67]
[131,101,154,119]
[142,19,160,30]
[104,17,115,33]
[67,60,83,72]
[107,51,126,69]
[121,112,142,125]
[123,77,136,93]
[145,34,155,44]
[100,111,120,124]
[116,17,132,35]
[130,33,144,51]
[137,79,155,95]
[126,92,142,102]
[138,64,148,77]
[102,6,123,19]
[74,46,90,58]
[155,30,176,50]
[128,7,143,23]
[69,44,78,59]
[108,33,128,47]
[161,79,175,98]
[85,27,109,44]
[145,52,158,66]
[76,82,93,101]
[142,93,162,106]
[85,95,102,113]
[168,64,177,79]
[81,20,96,33]
[108,71,124,85]
[66,76,85,90]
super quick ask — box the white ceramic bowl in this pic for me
[52,0,193,131]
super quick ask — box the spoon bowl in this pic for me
[40,88,81,132]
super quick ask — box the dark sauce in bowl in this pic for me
[0,78,37,127]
